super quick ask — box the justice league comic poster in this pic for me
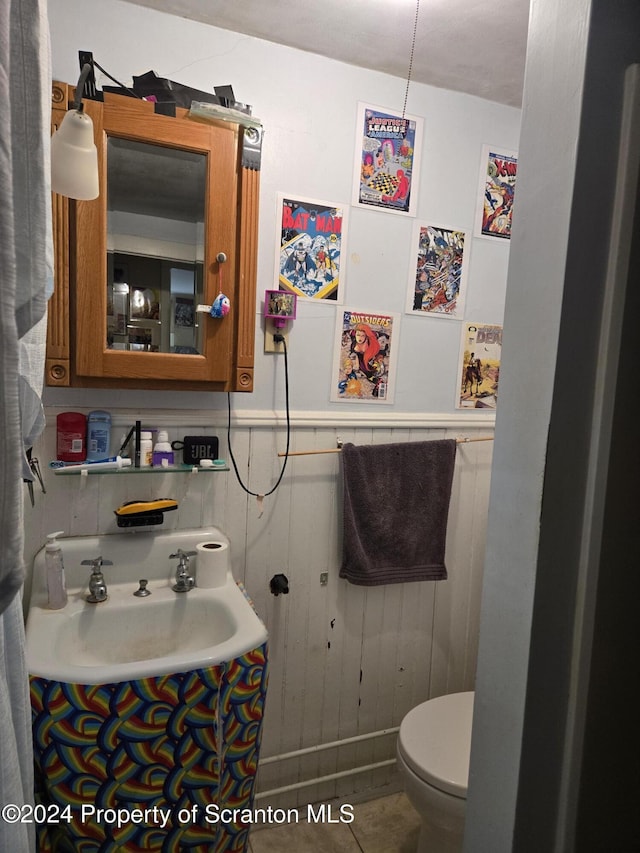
[331,308,399,404]
[276,194,348,301]
[474,145,518,241]
[352,102,422,217]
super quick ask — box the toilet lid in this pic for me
[398,691,474,798]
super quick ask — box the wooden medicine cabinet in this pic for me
[47,81,260,392]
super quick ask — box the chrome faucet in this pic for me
[81,556,113,603]
[170,549,196,593]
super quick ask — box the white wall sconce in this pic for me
[50,62,99,200]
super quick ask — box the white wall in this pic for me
[46,0,520,415]
[35,0,519,808]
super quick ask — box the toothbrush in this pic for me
[52,456,133,473]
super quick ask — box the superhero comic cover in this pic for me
[474,145,518,241]
[330,307,400,404]
[352,102,423,217]
[276,194,348,302]
[405,221,469,319]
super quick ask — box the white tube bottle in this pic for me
[45,531,68,610]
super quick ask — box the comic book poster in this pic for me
[331,308,399,404]
[352,102,422,217]
[474,145,518,240]
[456,322,502,409]
[276,194,348,302]
[405,221,469,319]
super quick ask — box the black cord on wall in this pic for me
[226,336,291,498]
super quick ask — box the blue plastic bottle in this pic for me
[86,410,112,461]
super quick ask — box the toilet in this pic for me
[397,691,474,853]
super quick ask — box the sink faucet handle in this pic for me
[81,556,113,570]
[169,549,197,561]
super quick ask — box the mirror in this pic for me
[107,138,206,354]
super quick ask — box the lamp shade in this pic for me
[50,108,99,200]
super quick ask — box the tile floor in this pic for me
[248,792,421,853]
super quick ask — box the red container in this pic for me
[56,412,87,461]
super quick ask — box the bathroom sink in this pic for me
[26,528,267,684]
[52,594,235,667]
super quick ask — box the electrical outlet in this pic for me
[264,318,289,353]
[320,572,328,586]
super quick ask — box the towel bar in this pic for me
[277,435,494,457]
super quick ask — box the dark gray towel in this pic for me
[339,439,457,586]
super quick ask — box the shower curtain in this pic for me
[1,0,53,849]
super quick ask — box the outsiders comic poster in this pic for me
[474,145,518,241]
[405,222,469,319]
[276,194,348,301]
[352,102,422,217]
[456,322,502,409]
[331,308,399,404]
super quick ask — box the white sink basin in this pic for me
[26,528,267,684]
[52,592,236,667]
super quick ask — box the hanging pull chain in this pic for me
[402,0,421,118]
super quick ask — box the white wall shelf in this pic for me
[52,464,229,476]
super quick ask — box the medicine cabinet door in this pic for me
[47,83,259,392]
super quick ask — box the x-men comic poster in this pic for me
[456,322,502,409]
[276,194,348,301]
[474,145,517,240]
[331,308,399,404]
[352,102,422,217]
[405,222,469,319]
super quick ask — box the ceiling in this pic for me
[123,0,531,109]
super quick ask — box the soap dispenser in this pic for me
[45,531,68,610]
